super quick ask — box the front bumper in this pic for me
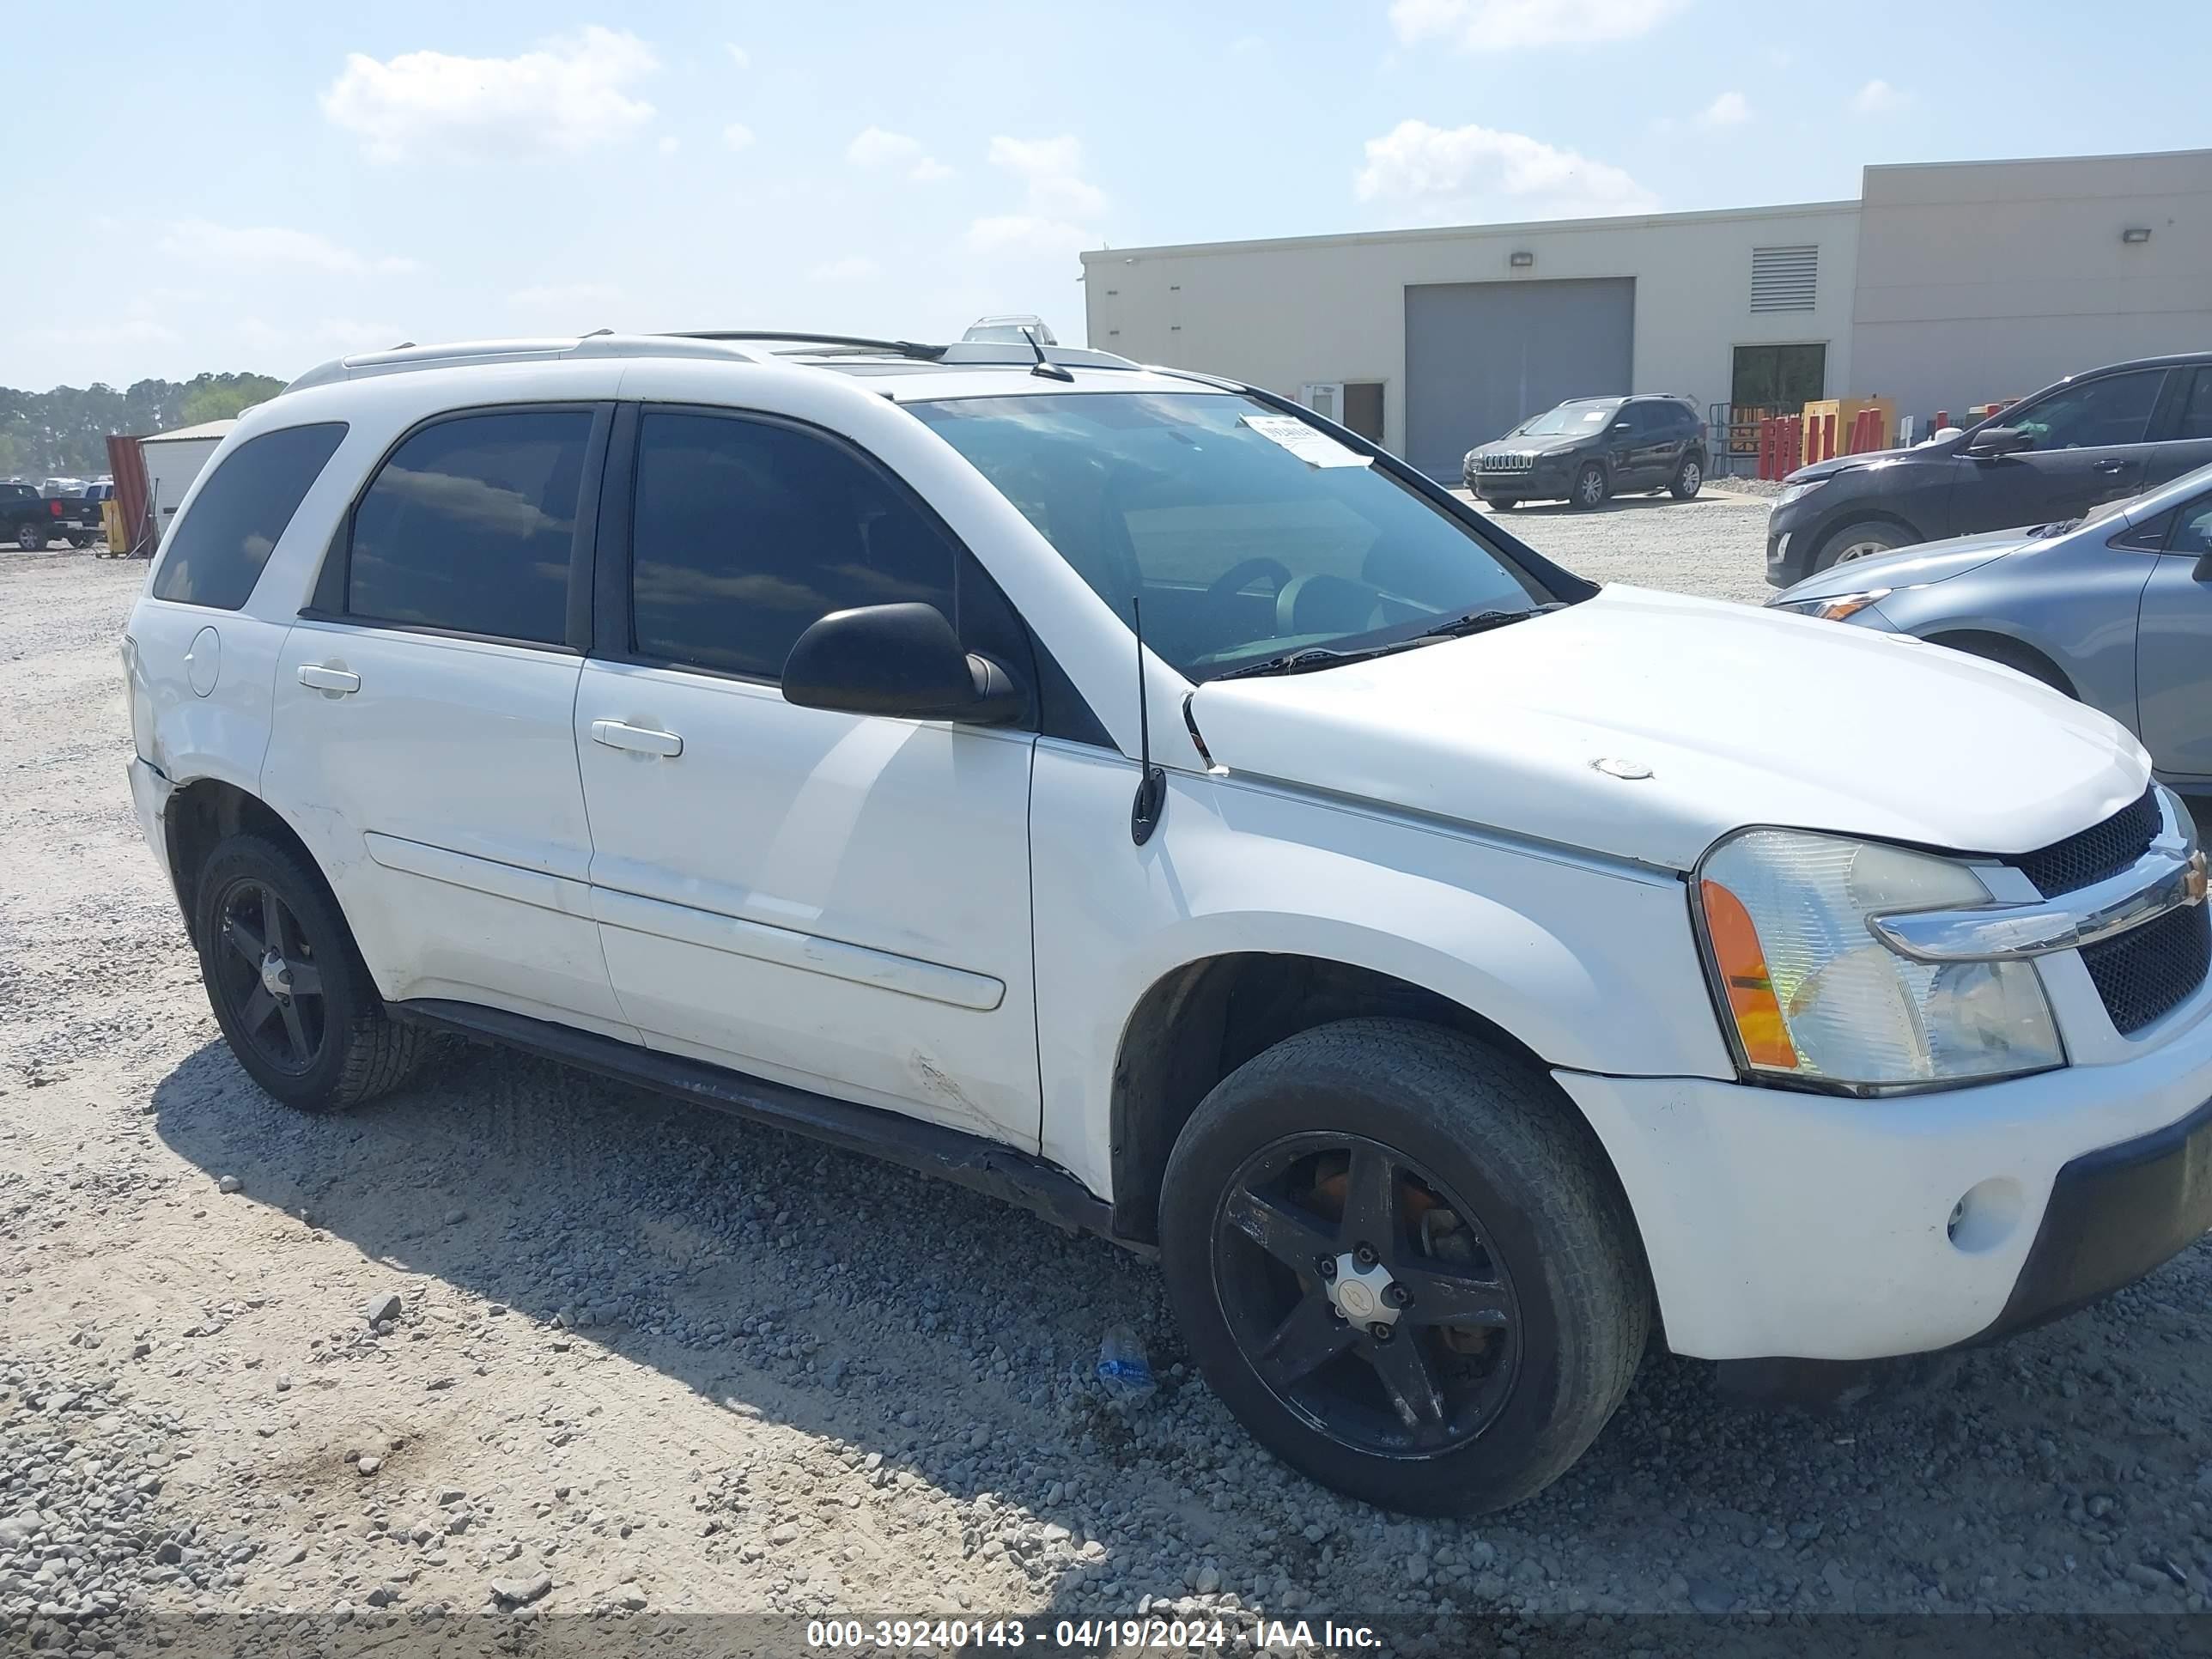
[1555,965,2212,1361]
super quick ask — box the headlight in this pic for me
[1767,587,1890,622]
[1776,480,1816,507]
[1695,829,2063,1090]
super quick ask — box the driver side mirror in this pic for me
[782,602,1023,726]
[1966,425,2030,458]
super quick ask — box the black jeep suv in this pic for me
[1462,394,1706,509]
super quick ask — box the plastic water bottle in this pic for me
[1097,1326,1158,1404]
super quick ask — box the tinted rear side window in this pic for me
[347,410,589,645]
[150,422,347,609]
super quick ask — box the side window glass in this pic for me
[2110,508,2173,552]
[150,422,348,609]
[2169,498,2212,557]
[347,410,587,645]
[2005,370,2165,452]
[2178,370,2212,443]
[629,411,955,682]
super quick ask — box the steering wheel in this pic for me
[1203,556,1294,611]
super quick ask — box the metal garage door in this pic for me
[1404,278,1635,482]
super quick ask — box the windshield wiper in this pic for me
[1209,604,1565,683]
[1407,601,1566,641]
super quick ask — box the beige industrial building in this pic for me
[1082,149,2212,480]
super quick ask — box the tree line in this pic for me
[0,372,288,481]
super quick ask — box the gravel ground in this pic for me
[4,539,2210,1658]
[1462,483,1779,605]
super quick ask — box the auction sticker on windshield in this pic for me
[1240,414,1371,468]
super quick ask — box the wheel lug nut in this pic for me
[1316,1257,1336,1279]
[1384,1284,1410,1307]
[1354,1243,1377,1266]
[1370,1322,1394,1341]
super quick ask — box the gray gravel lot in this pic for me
[3,539,2209,1658]
[1462,484,1779,605]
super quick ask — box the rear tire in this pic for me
[1158,1018,1650,1515]
[1668,456,1703,500]
[1571,464,1609,511]
[17,523,42,550]
[191,835,425,1112]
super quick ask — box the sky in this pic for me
[7,0,2207,392]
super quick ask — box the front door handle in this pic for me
[590,719,683,758]
[2093,459,2130,475]
[297,664,360,694]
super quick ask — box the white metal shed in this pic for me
[139,418,236,536]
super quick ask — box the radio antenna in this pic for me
[1129,595,1167,845]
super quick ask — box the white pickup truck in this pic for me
[121,331,2212,1514]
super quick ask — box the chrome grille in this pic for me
[1477,453,1534,475]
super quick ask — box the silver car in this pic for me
[1769,460,2212,796]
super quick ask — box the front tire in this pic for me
[1811,518,1909,573]
[1571,463,1608,510]
[1159,1019,1650,1515]
[16,523,43,550]
[1668,455,1703,500]
[192,835,424,1111]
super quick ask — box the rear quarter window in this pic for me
[150,422,349,610]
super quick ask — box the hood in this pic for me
[1467,434,1551,458]
[1188,586,2148,872]
[1768,526,2038,604]
[1784,441,1948,485]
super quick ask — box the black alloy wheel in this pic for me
[1213,1131,1522,1458]
[210,876,329,1074]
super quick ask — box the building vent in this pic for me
[1750,245,1818,313]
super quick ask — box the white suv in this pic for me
[123,331,2212,1515]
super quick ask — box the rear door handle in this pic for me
[590,719,683,758]
[297,664,360,694]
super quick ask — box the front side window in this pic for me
[629,411,955,681]
[2168,495,2212,557]
[911,392,1553,679]
[151,422,347,609]
[2177,368,2212,443]
[2002,370,2166,452]
[347,410,588,645]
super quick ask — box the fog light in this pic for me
[1945,1177,2026,1254]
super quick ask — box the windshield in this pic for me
[910,392,1554,678]
[1512,399,1620,439]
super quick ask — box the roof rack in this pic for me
[668,331,950,361]
[283,332,779,395]
[280,330,1146,398]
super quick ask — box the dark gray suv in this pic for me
[1462,395,1706,509]
[1766,352,2212,586]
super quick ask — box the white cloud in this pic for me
[508,281,622,310]
[809,256,880,282]
[321,26,659,161]
[848,125,951,181]
[1355,119,1657,221]
[158,219,422,276]
[658,135,680,155]
[965,216,1093,257]
[987,135,1107,220]
[1694,91,1750,128]
[725,43,750,70]
[722,123,756,151]
[1389,0,1689,52]
[1850,78,1903,112]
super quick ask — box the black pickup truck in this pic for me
[1,481,106,549]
